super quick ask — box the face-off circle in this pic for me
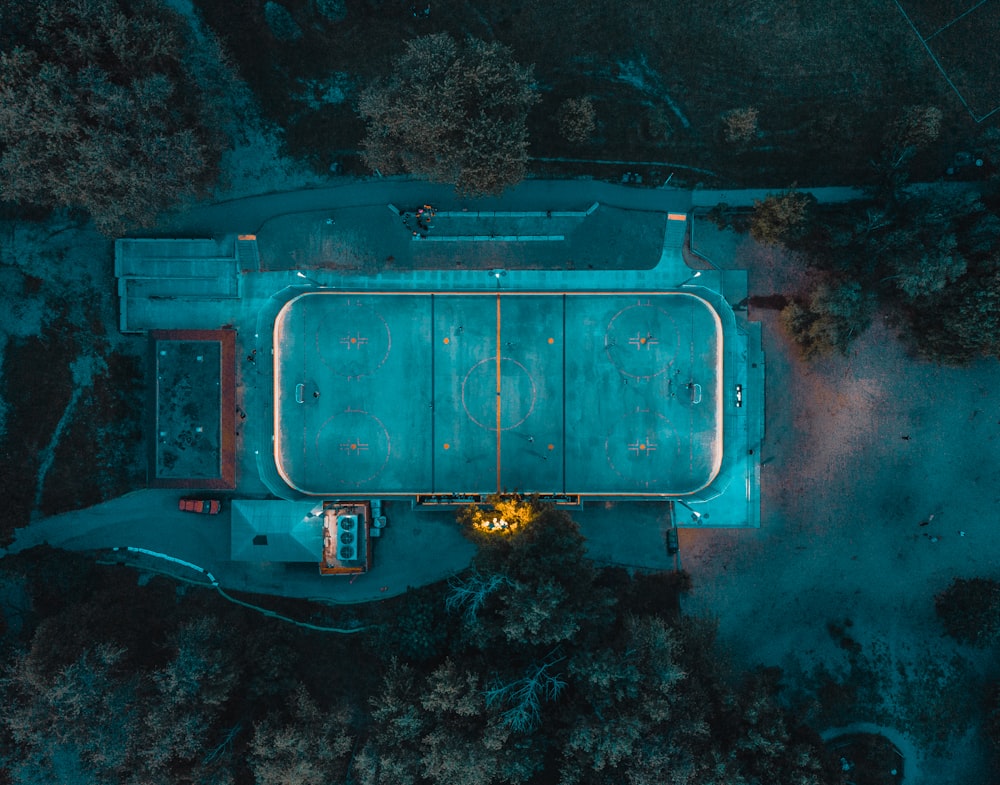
[315,300,391,378]
[316,409,391,485]
[462,357,537,431]
[604,303,681,380]
[605,409,683,488]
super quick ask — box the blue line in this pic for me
[430,293,436,493]
[561,294,567,494]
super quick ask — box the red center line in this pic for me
[495,293,502,492]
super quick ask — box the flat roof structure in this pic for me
[149,329,235,489]
[271,292,722,498]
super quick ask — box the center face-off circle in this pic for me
[462,357,537,431]
[604,303,681,380]
[316,410,391,484]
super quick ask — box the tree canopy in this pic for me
[767,187,1000,364]
[750,187,815,247]
[0,0,225,234]
[358,33,539,195]
[0,513,843,785]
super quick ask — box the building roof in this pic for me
[230,500,323,563]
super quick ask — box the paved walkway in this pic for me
[2,490,676,602]
[820,724,917,784]
[691,185,867,208]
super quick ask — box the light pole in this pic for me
[676,271,702,288]
[296,271,327,287]
[674,497,706,523]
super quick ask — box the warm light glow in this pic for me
[466,494,535,535]
[475,516,511,533]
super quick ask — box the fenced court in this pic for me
[893,0,1000,120]
[271,291,724,499]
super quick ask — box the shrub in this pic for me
[934,577,1000,647]
[722,106,759,143]
[557,97,597,144]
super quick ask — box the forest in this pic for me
[1,502,847,785]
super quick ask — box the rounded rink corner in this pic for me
[262,286,760,518]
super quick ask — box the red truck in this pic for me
[178,498,221,515]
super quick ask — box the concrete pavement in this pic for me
[155,177,695,237]
[3,489,674,602]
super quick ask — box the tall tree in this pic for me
[249,685,353,785]
[780,280,875,359]
[0,0,224,234]
[358,33,538,195]
[353,658,542,785]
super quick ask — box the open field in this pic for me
[912,0,1000,118]
[191,0,991,187]
[685,217,1000,781]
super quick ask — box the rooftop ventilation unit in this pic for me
[339,545,355,561]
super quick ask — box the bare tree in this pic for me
[484,655,566,732]
[446,570,511,623]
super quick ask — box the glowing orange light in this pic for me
[350,443,358,450]
[443,337,450,344]
[639,443,646,450]
[443,442,450,450]
[548,337,555,344]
